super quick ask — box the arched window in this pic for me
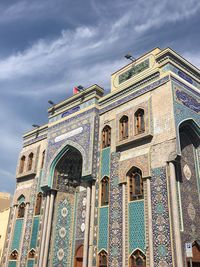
[74,245,83,267]
[102,126,111,149]
[128,167,143,201]
[17,202,25,218]
[130,250,146,267]
[19,155,26,174]
[41,150,45,169]
[135,109,145,134]
[27,153,34,171]
[120,115,129,140]
[28,249,36,259]
[101,176,109,206]
[9,250,18,260]
[99,250,108,267]
[35,193,42,215]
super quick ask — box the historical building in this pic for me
[1,47,200,267]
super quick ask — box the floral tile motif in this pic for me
[108,152,123,267]
[151,167,173,267]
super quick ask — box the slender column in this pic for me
[88,183,95,266]
[83,186,91,267]
[42,191,55,267]
[169,162,183,267]
[122,184,126,267]
[146,178,154,267]
[4,205,17,266]
[38,193,50,267]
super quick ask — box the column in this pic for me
[42,191,55,267]
[88,183,95,266]
[38,193,50,267]
[146,178,154,267]
[83,185,91,267]
[122,183,126,267]
[169,162,183,267]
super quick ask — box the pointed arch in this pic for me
[27,152,34,171]
[129,249,146,267]
[74,245,83,267]
[28,248,36,259]
[135,108,145,134]
[120,115,129,140]
[9,249,18,260]
[19,155,26,174]
[101,176,109,206]
[102,125,111,149]
[98,249,108,267]
[17,194,25,204]
[127,167,143,201]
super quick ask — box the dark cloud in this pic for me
[0,0,200,194]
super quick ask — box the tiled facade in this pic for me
[1,47,200,267]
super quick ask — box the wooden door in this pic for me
[75,245,83,267]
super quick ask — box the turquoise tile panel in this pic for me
[8,262,17,267]
[98,207,108,251]
[30,217,39,249]
[11,219,23,250]
[129,200,145,253]
[101,147,110,177]
[27,260,34,267]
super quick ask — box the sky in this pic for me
[0,0,200,194]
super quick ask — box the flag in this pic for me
[73,87,80,94]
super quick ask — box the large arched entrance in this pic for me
[177,120,200,265]
[49,146,89,267]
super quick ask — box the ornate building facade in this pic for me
[1,47,200,267]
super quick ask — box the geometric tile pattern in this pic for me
[11,219,24,251]
[20,178,38,266]
[108,152,123,267]
[129,200,145,254]
[151,167,173,267]
[27,260,34,267]
[98,207,108,251]
[51,192,75,267]
[101,147,110,177]
[8,262,17,267]
[30,217,39,249]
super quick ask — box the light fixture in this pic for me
[124,53,136,62]
[32,124,40,128]
[48,100,55,106]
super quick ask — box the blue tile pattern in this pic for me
[129,201,145,254]
[101,147,110,177]
[151,167,173,267]
[27,259,34,267]
[98,207,108,251]
[8,261,17,267]
[11,219,23,250]
[30,217,39,249]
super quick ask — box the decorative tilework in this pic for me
[100,76,169,114]
[98,207,108,251]
[75,190,87,240]
[108,152,123,267]
[129,201,145,254]
[8,261,17,267]
[20,178,38,266]
[27,259,34,267]
[101,147,110,177]
[42,108,99,189]
[51,192,75,267]
[30,217,39,249]
[23,133,47,147]
[11,219,23,250]
[151,167,173,267]
[175,89,200,113]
